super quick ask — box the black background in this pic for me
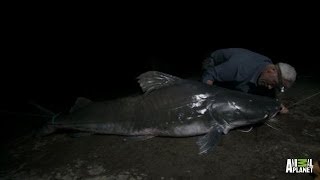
[1,14,319,114]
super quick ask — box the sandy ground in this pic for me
[1,77,319,180]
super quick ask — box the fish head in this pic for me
[208,94,281,129]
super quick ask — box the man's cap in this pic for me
[277,62,297,88]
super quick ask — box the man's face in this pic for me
[258,65,283,90]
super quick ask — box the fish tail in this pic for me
[28,100,60,136]
[28,100,55,116]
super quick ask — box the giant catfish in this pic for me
[39,71,281,154]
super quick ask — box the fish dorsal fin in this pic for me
[137,71,183,93]
[70,97,92,113]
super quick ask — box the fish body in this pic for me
[40,71,281,154]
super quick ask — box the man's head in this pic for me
[258,62,297,92]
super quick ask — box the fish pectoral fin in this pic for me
[124,135,155,141]
[196,126,223,155]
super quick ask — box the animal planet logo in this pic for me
[286,159,313,173]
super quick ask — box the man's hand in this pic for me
[206,80,214,85]
[280,104,289,114]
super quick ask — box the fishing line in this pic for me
[287,90,320,109]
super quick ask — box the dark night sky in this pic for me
[2,5,319,108]
[1,27,318,113]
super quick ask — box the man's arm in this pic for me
[202,69,215,85]
[280,104,289,114]
[206,79,214,85]
[202,49,231,85]
[202,48,252,86]
[275,91,289,114]
[202,58,241,86]
[202,49,230,69]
